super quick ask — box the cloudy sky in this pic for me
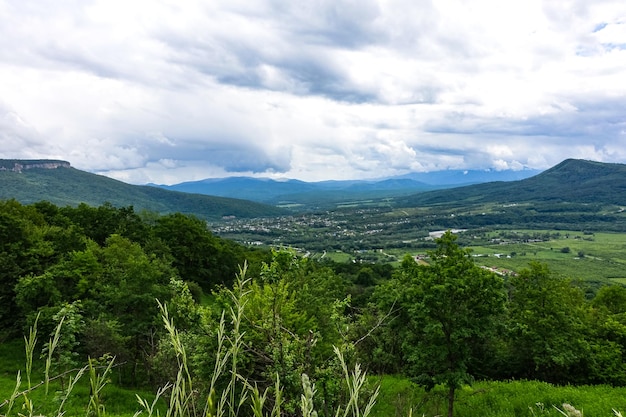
[1,0,625,184]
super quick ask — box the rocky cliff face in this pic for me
[0,159,71,172]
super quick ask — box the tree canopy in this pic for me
[389,231,506,417]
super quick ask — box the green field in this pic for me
[464,230,626,284]
[307,229,626,288]
[371,375,626,417]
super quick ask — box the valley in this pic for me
[211,202,626,285]
[4,158,626,416]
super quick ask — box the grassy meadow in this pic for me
[5,348,626,417]
[466,230,626,283]
[372,376,626,417]
[371,375,626,417]
[0,339,159,417]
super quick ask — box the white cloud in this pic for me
[1,0,626,184]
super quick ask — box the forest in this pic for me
[2,199,626,416]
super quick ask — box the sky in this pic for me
[1,0,625,184]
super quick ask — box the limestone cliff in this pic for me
[0,159,71,172]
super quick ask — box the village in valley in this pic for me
[209,208,575,278]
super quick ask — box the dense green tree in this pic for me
[592,285,626,315]
[506,262,590,383]
[390,231,505,417]
[42,301,85,389]
[584,285,626,385]
[352,290,405,375]
[59,202,120,245]
[59,203,149,246]
[0,200,53,332]
[153,213,243,290]
[95,235,174,366]
[200,251,348,416]
[14,233,177,385]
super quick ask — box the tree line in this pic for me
[2,199,626,416]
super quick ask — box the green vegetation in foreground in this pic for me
[5,335,626,417]
[3,308,626,417]
[372,375,626,417]
[0,340,159,417]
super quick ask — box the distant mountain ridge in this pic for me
[0,159,287,220]
[4,158,623,218]
[395,159,626,207]
[393,167,541,186]
[156,167,540,206]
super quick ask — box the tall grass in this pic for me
[135,264,380,417]
[1,264,380,417]
[0,315,116,417]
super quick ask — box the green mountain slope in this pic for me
[396,159,626,207]
[0,161,287,220]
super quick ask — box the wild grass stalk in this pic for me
[1,262,380,417]
[3,371,22,416]
[0,313,121,417]
[44,315,65,395]
[20,393,35,417]
[245,374,282,417]
[55,364,86,416]
[138,264,253,417]
[87,355,116,417]
[135,262,380,417]
[223,262,250,417]
[24,312,39,390]
[300,373,317,417]
[334,346,379,417]
[135,385,171,417]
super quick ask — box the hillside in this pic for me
[395,159,626,207]
[0,160,287,220]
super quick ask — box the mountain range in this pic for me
[154,167,540,207]
[1,158,625,219]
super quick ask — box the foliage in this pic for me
[41,301,84,389]
[184,251,351,415]
[0,200,55,333]
[1,199,273,387]
[1,269,380,417]
[362,232,508,415]
[506,261,591,383]
[9,196,626,415]
[153,213,244,290]
[136,267,379,417]
[393,231,506,417]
